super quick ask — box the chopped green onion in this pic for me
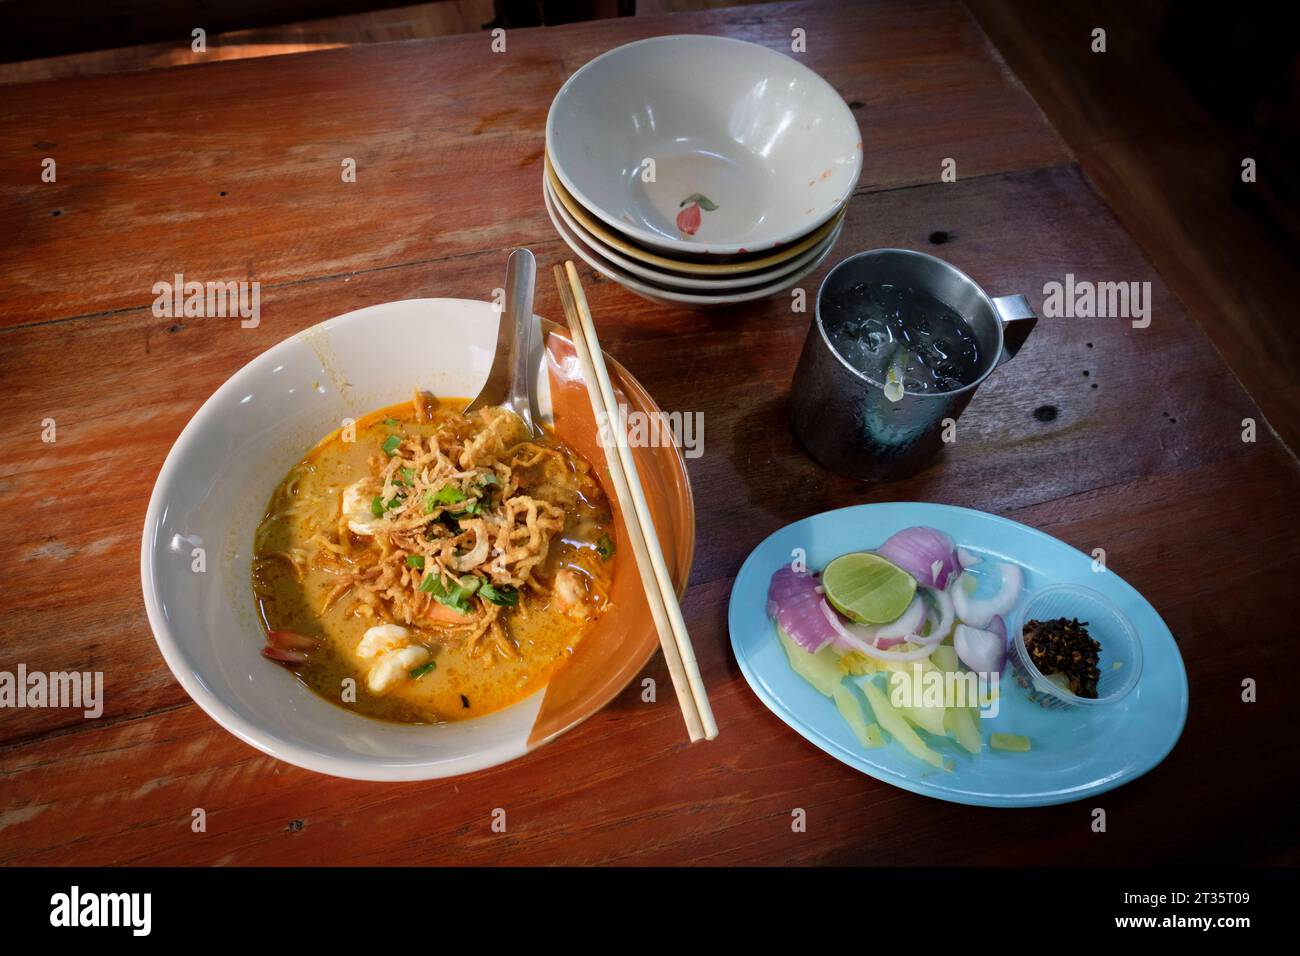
[406,555,425,570]
[370,495,385,517]
[451,498,483,518]
[425,485,466,512]
[384,417,400,427]
[479,472,499,487]
[401,467,415,484]
[382,434,401,457]
[596,534,614,559]
[409,660,437,680]
[480,582,519,606]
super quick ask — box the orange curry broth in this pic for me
[251,399,615,724]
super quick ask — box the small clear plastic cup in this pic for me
[1009,584,1143,710]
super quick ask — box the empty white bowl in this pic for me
[547,35,862,256]
[545,177,838,291]
[544,181,841,307]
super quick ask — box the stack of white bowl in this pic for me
[544,35,862,308]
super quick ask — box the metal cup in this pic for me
[790,249,1037,481]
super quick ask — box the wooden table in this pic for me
[2,0,1297,866]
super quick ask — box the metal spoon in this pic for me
[464,248,542,436]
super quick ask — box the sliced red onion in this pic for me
[953,622,1007,675]
[823,600,943,661]
[921,587,955,642]
[767,567,837,652]
[987,614,1007,644]
[834,619,878,651]
[877,526,960,590]
[952,562,1023,629]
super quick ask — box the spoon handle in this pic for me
[504,248,538,433]
[465,248,539,431]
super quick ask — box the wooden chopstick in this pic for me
[553,262,718,742]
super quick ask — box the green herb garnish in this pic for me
[382,434,401,457]
[451,498,483,518]
[425,485,466,512]
[596,534,614,559]
[419,572,480,613]
[480,582,519,606]
[409,660,437,680]
[406,555,425,570]
[371,495,385,517]
[479,472,499,487]
[384,417,400,427]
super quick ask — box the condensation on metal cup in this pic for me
[790,249,1038,481]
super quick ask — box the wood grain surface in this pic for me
[1,0,1297,865]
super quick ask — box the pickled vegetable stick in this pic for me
[859,678,944,770]
[775,624,842,697]
[990,733,1031,752]
[883,668,946,734]
[930,645,959,673]
[943,704,983,754]
[832,684,885,749]
[899,704,946,737]
[876,652,939,676]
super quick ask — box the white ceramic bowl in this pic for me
[140,298,693,780]
[544,179,842,307]
[547,35,862,256]
[545,178,834,290]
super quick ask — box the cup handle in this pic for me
[992,294,1037,367]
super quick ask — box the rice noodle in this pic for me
[296,406,584,646]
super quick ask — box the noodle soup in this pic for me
[251,393,615,724]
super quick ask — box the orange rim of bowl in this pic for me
[525,320,697,747]
[544,153,847,276]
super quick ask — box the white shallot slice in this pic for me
[822,601,943,662]
[954,623,1007,676]
[952,562,1023,629]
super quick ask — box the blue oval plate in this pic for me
[728,502,1189,807]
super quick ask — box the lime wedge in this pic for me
[822,552,916,624]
